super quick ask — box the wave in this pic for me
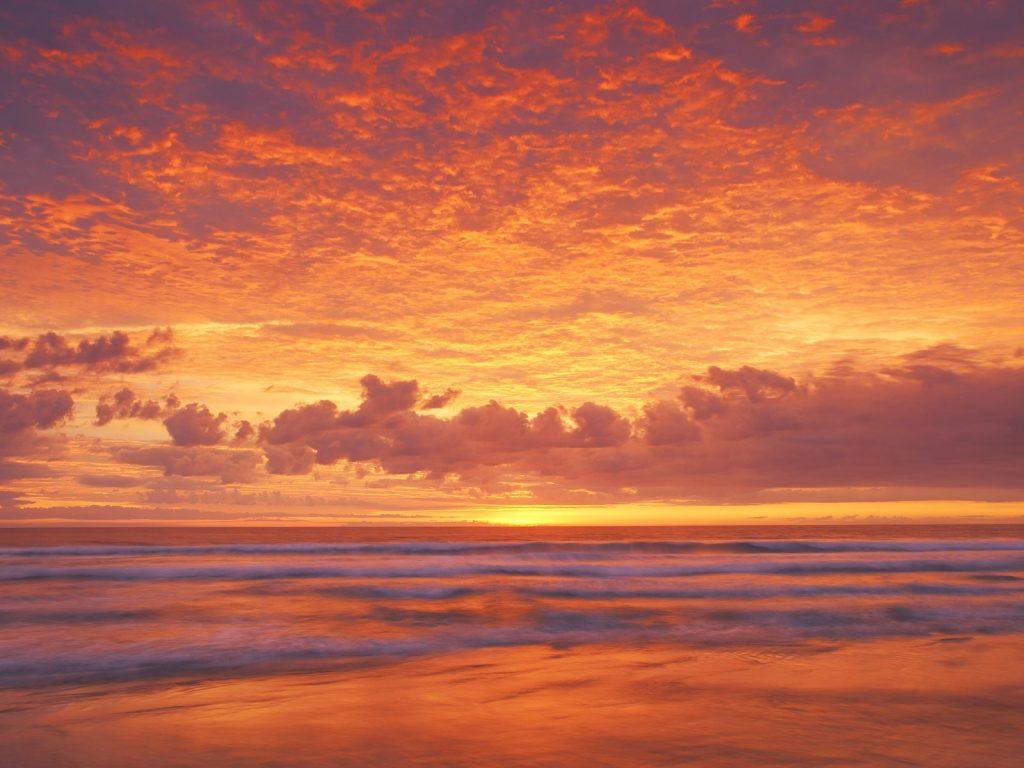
[3,600,1023,687]
[3,538,1024,559]
[0,609,157,626]
[3,556,1024,582]
[518,582,1024,601]
[3,535,1023,688]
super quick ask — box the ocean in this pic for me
[1,525,1023,766]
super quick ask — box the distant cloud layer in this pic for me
[243,355,1024,503]
[74,347,1024,506]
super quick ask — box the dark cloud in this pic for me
[113,445,262,484]
[26,370,65,388]
[570,402,632,447]
[0,461,59,481]
[0,503,263,522]
[0,388,74,447]
[146,327,174,346]
[882,363,962,386]
[27,331,126,369]
[0,336,29,351]
[679,385,725,421]
[232,420,255,444]
[76,474,145,488]
[351,374,420,424]
[0,388,74,475]
[95,387,167,426]
[163,404,228,446]
[0,489,26,510]
[259,376,633,477]
[260,400,341,445]
[264,443,317,475]
[902,344,980,368]
[251,356,1024,502]
[260,374,424,448]
[421,387,460,409]
[0,360,22,377]
[641,400,700,446]
[5,329,178,376]
[881,344,984,386]
[703,365,797,402]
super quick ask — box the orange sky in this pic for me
[1,0,1023,524]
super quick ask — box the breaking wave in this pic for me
[2,530,1022,687]
[3,538,1024,558]
[3,556,1024,582]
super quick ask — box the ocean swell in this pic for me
[1,533,1022,687]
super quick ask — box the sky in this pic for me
[1,0,1022,525]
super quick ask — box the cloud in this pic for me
[232,420,255,444]
[0,503,269,522]
[264,443,317,475]
[163,404,228,446]
[0,387,74,456]
[259,322,402,341]
[0,337,29,351]
[0,461,59,481]
[3,330,179,376]
[519,290,652,321]
[113,445,262,483]
[641,400,700,446]
[352,374,420,423]
[93,387,227,448]
[260,374,423,445]
[25,331,151,371]
[569,402,632,447]
[703,365,798,402]
[421,388,460,409]
[259,377,632,477]
[76,474,145,488]
[880,344,984,385]
[2,1,1023,517]
[679,386,726,421]
[260,400,342,445]
[0,389,74,486]
[249,355,1024,502]
[95,387,170,426]
[0,389,72,433]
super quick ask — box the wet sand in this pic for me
[2,637,1023,767]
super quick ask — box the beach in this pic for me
[2,525,1022,766]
